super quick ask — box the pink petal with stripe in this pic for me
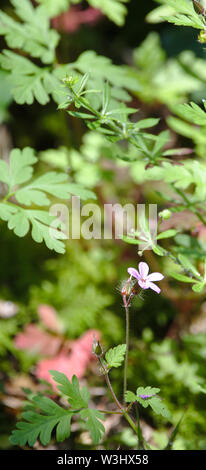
[147,282,161,294]
[138,262,149,278]
[138,279,149,290]
[147,272,164,282]
[127,267,141,280]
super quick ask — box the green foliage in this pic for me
[0,147,95,253]
[125,330,206,449]
[174,101,206,126]
[169,272,198,283]
[0,0,59,64]
[125,386,171,419]
[37,0,130,25]
[79,408,105,444]
[123,194,206,289]
[167,90,206,157]
[177,254,201,278]
[0,50,138,107]
[0,146,37,190]
[0,51,61,105]
[10,396,73,446]
[0,0,133,107]
[157,229,178,240]
[28,242,122,341]
[60,51,138,104]
[2,0,206,452]
[10,372,105,447]
[105,344,126,368]
[151,339,204,394]
[88,0,129,26]
[0,70,12,123]
[40,132,106,188]
[131,32,200,106]
[60,74,172,166]
[131,159,206,202]
[164,412,186,449]
[127,386,161,402]
[36,0,72,17]
[153,0,205,29]
[50,372,90,408]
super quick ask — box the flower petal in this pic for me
[138,279,149,290]
[147,282,161,294]
[138,262,149,278]
[127,267,141,280]
[147,272,164,282]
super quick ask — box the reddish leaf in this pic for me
[192,222,206,243]
[14,324,61,356]
[52,6,102,33]
[35,329,101,391]
[36,354,83,389]
[71,329,101,359]
[160,211,198,231]
[37,304,62,333]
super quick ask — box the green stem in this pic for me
[135,403,145,450]
[174,186,206,227]
[99,357,138,437]
[99,357,122,410]
[98,410,122,415]
[163,247,201,282]
[122,408,139,437]
[123,294,130,401]
[2,191,15,202]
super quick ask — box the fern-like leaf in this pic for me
[88,0,129,26]
[10,373,105,447]
[0,0,59,64]
[10,396,73,447]
[155,0,205,29]
[0,147,95,253]
[50,371,90,409]
[80,408,105,444]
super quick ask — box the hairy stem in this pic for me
[123,294,130,401]
[99,357,139,437]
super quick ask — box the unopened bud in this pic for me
[159,209,171,220]
[198,30,206,43]
[62,75,79,87]
[92,337,103,357]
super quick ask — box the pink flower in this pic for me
[127,262,164,294]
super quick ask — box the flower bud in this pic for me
[62,75,79,87]
[159,209,171,220]
[198,30,206,43]
[92,337,103,357]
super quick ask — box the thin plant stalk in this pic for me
[135,403,145,450]
[123,294,130,401]
[99,356,139,438]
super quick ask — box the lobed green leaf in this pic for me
[105,344,126,368]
